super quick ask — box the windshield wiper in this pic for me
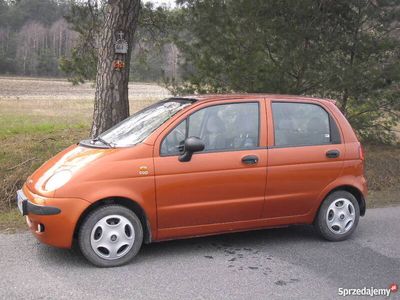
[92,136,114,148]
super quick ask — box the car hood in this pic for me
[26,144,111,197]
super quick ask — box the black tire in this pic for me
[314,191,360,241]
[78,205,143,267]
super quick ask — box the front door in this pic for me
[153,100,267,231]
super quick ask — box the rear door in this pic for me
[154,99,268,231]
[264,100,344,218]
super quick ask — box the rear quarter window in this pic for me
[272,102,340,147]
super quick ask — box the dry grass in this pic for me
[0,210,27,234]
[364,145,400,208]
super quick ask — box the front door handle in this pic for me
[326,149,340,158]
[242,155,259,165]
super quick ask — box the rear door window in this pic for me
[272,102,337,147]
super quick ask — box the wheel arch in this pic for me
[316,185,366,221]
[73,196,152,244]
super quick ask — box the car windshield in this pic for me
[96,99,193,147]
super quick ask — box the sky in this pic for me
[147,0,177,8]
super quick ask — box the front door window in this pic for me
[161,102,260,155]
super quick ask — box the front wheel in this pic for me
[78,205,143,267]
[314,191,360,241]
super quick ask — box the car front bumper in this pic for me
[16,185,90,248]
[17,190,61,216]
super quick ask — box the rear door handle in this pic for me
[326,149,340,158]
[242,155,259,165]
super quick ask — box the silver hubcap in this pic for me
[90,215,135,260]
[326,198,355,235]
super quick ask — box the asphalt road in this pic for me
[1,207,399,300]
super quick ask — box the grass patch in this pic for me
[0,115,87,139]
[0,209,26,233]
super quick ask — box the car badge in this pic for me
[139,166,149,176]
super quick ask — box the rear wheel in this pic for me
[78,205,143,267]
[314,191,360,241]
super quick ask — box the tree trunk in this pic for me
[90,0,141,138]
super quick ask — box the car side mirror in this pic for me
[179,137,205,162]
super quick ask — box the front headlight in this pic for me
[45,170,72,191]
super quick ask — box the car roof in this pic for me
[172,94,337,105]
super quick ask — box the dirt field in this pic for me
[0,76,171,101]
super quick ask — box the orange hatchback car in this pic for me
[17,95,367,267]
